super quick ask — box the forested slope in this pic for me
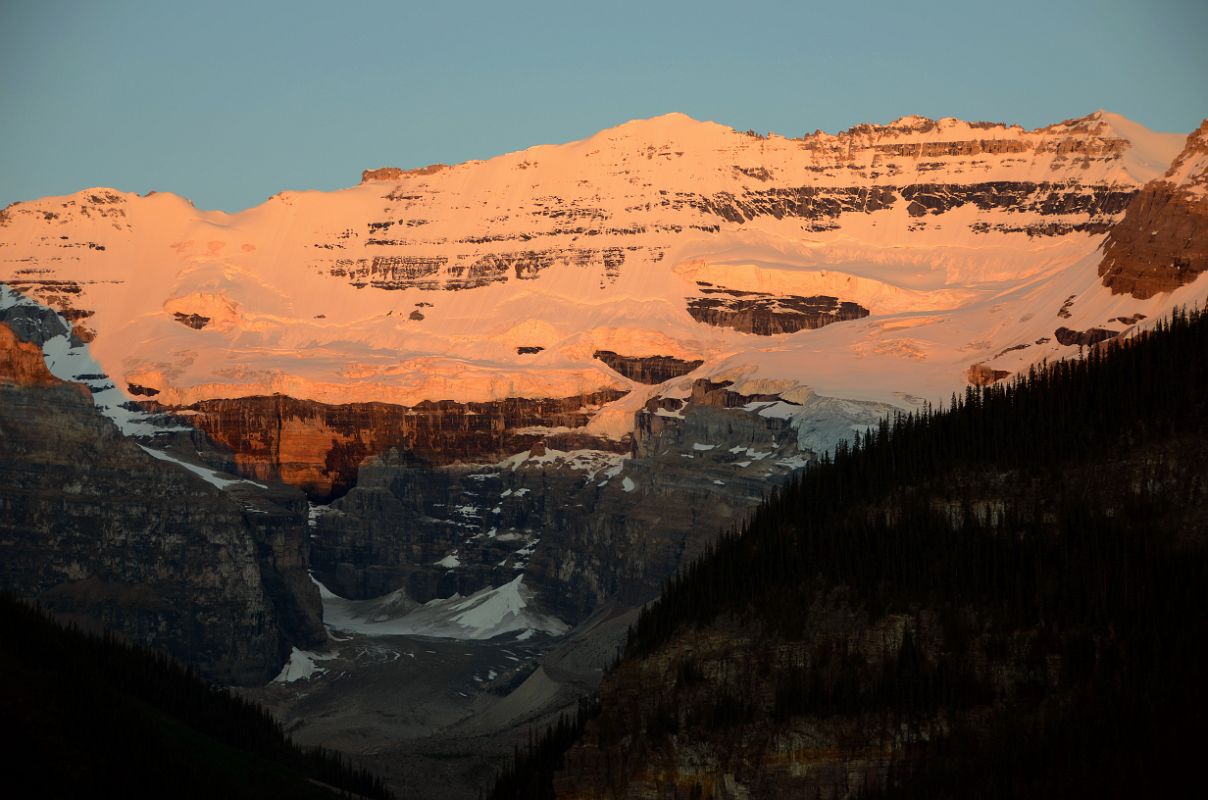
[497,308,1208,798]
[0,596,393,799]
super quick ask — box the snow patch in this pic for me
[317,575,567,640]
[272,647,336,683]
[137,445,267,490]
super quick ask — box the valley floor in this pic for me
[241,595,635,799]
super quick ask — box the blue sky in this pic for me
[2,0,1205,211]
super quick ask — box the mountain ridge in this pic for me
[2,108,1206,798]
[2,109,1204,507]
[4,109,1180,215]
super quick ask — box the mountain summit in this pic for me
[0,111,1194,415]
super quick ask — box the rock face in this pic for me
[899,180,1134,220]
[311,404,798,614]
[0,297,87,350]
[167,389,629,499]
[172,311,210,329]
[311,379,892,623]
[592,350,704,384]
[1100,119,1208,298]
[0,277,96,342]
[1054,326,1119,347]
[0,320,324,685]
[361,164,448,183]
[0,322,65,387]
[687,289,870,335]
[966,362,1011,386]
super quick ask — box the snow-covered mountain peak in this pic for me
[0,111,1202,446]
[605,110,705,131]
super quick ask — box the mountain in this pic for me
[2,109,1206,797]
[0,111,1192,425]
[2,111,1202,624]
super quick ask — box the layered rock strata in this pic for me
[687,290,870,335]
[160,389,629,500]
[592,350,704,384]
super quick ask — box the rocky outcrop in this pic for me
[966,362,1011,386]
[0,296,85,348]
[1054,326,1119,347]
[0,325,324,685]
[329,246,650,291]
[685,185,897,226]
[675,181,1134,228]
[163,389,629,499]
[899,180,1134,219]
[1098,184,1208,298]
[688,290,869,335]
[0,322,67,387]
[1100,119,1208,298]
[172,311,210,329]
[361,164,448,183]
[127,382,161,396]
[592,350,704,384]
[1,279,96,342]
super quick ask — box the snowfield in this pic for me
[1,110,1199,441]
[313,575,569,641]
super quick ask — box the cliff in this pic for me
[311,379,889,624]
[1099,118,1208,298]
[0,319,325,684]
[0,320,75,388]
[165,389,628,499]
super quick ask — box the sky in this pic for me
[2,0,1206,212]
